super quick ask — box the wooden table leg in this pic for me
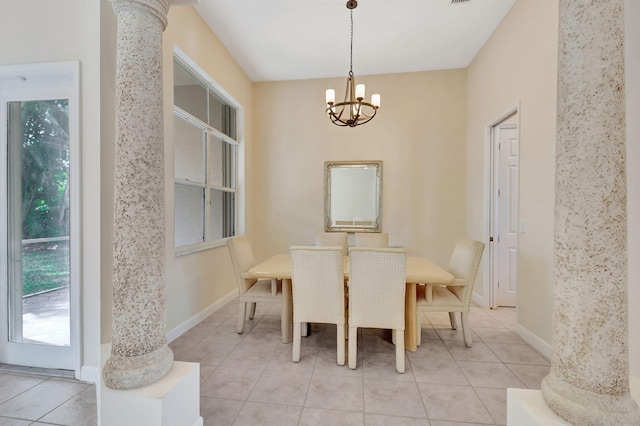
[404,282,417,352]
[281,278,293,343]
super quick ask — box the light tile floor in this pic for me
[170,299,550,426]
[0,364,96,425]
[0,298,549,425]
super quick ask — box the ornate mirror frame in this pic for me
[324,161,382,233]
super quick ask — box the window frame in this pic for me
[173,49,244,256]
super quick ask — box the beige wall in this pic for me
[0,0,103,375]
[252,70,467,266]
[466,0,559,345]
[161,7,254,332]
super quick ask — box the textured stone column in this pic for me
[103,0,173,390]
[541,0,640,424]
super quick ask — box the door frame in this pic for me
[0,61,81,375]
[482,101,520,309]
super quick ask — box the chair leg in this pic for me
[336,323,345,366]
[395,329,405,373]
[249,302,257,320]
[237,302,247,334]
[461,311,472,347]
[348,327,358,369]
[449,311,458,330]
[302,322,309,337]
[416,311,422,347]
[292,322,302,362]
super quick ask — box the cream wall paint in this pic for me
[466,0,559,343]
[100,0,117,345]
[625,0,640,378]
[0,1,103,375]
[252,70,467,266]
[161,6,254,331]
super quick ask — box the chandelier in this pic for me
[325,0,380,127]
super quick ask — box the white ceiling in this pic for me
[193,0,517,82]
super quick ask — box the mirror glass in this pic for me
[325,161,382,232]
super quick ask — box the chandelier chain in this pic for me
[349,9,354,76]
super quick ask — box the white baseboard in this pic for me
[472,291,490,309]
[166,289,238,343]
[516,324,552,360]
[80,365,100,384]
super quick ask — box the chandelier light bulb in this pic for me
[326,89,335,105]
[371,94,380,108]
[355,84,365,100]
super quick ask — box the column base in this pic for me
[101,360,202,426]
[103,344,174,389]
[509,376,640,425]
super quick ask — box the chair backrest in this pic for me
[315,232,348,257]
[227,236,258,296]
[447,239,485,307]
[348,247,406,330]
[290,246,345,325]
[354,232,389,248]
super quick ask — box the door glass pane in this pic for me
[7,99,70,347]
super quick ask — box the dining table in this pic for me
[247,254,455,352]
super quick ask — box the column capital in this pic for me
[109,0,171,30]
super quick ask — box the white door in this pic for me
[492,123,519,307]
[0,64,79,371]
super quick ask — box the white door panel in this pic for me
[492,123,519,307]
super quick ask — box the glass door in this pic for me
[1,76,76,371]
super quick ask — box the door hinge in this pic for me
[489,236,494,242]
[498,188,501,197]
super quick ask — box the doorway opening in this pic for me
[488,106,520,309]
[0,62,80,374]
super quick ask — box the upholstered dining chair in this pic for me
[354,232,389,248]
[416,238,484,348]
[348,247,407,373]
[290,246,346,365]
[227,236,282,334]
[315,232,348,256]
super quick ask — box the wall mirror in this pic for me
[324,161,382,232]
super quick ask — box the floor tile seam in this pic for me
[414,381,435,422]
[454,359,527,389]
[502,363,547,389]
[482,338,550,365]
[0,378,49,408]
[469,384,502,425]
[32,380,92,423]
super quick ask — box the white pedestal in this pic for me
[507,377,639,426]
[101,361,203,426]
